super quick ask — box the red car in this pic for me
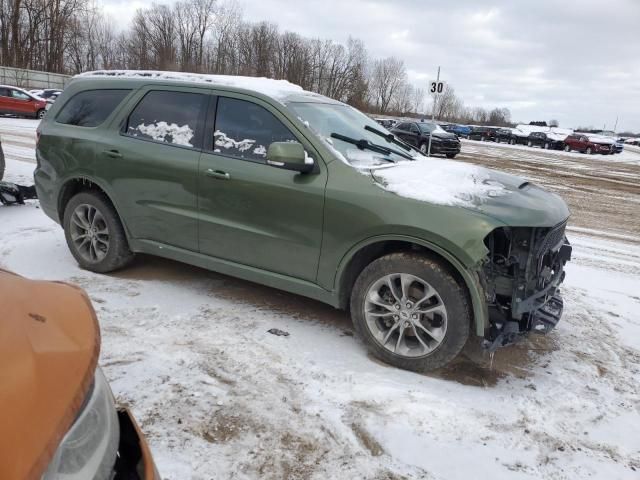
[0,85,48,119]
[564,134,612,155]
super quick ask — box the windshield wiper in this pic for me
[364,125,415,153]
[330,132,414,162]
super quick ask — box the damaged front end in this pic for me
[481,220,572,351]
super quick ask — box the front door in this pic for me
[198,95,326,282]
[95,88,209,252]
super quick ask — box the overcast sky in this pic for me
[102,0,640,132]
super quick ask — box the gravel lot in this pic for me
[1,117,639,479]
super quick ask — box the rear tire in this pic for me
[544,143,550,149]
[527,140,533,147]
[446,153,457,159]
[36,109,46,119]
[63,191,134,273]
[510,139,516,145]
[350,252,471,372]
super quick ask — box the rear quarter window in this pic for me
[56,89,131,127]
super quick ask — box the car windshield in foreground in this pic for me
[286,101,418,167]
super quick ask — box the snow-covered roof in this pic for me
[77,70,311,101]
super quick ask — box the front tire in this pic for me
[36,109,46,119]
[564,145,571,152]
[446,153,457,159]
[586,147,593,155]
[350,252,471,372]
[63,191,134,273]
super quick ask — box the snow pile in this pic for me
[133,122,194,146]
[253,145,267,157]
[214,130,256,153]
[587,134,615,145]
[78,70,307,101]
[371,158,507,207]
[546,132,569,141]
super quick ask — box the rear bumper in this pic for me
[115,408,160,480]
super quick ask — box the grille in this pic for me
[537,221,567,256]
[535,220,567,274]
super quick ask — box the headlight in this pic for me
[42,368,120,480]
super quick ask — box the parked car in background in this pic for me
[439,124,471,138]
[526,131,567,150]
[34,70,572,372]
[495,128,516,144]
[0,85,48,118]
[468,126,498,141]
[29,88,63,102]
[392,120,461,157]
[612,138,624,154]
[0,269,159,480]
[374,118,397,129]
[564,134,613,154]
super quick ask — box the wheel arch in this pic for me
[57,176,131,239]
[334,235,488,337]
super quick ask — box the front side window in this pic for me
[126,90,206,148]
[395,123,410,131]
[214,97,297,162]
[57,89,131,127]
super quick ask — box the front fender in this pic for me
[334,234,489,337]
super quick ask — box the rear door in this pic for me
[0,88,11,114]
[197,94,326,281]
[96,87,209,252]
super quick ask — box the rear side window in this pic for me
[57,89,131,127]
[126,90,206,149]
[213,97,297,163]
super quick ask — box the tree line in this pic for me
[0,0,510,123]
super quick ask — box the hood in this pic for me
[0,270,100,480]
[431,131,458,140]
[369,159,570,228]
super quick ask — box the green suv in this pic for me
[34,71,572,371]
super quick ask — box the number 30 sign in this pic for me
[430,81,444,94]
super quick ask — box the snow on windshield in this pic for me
[78,70,306,101]
[133,122,194,147]
[371,158,507,207]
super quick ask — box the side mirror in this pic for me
[266,141,313,173]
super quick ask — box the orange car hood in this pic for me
[0,270,100,480]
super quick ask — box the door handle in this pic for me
[103,149,122,159]
[205,169,230,180]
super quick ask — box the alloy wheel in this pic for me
[363,273,447,358]
[69,204,110,263]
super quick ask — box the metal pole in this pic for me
[427,66,440,157]
[613,116,618,132]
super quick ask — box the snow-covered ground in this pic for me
[1,119,639,479]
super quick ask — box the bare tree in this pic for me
[369,57,406,114]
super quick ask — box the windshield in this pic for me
[287,102,417,167]
[418,123,445,133]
